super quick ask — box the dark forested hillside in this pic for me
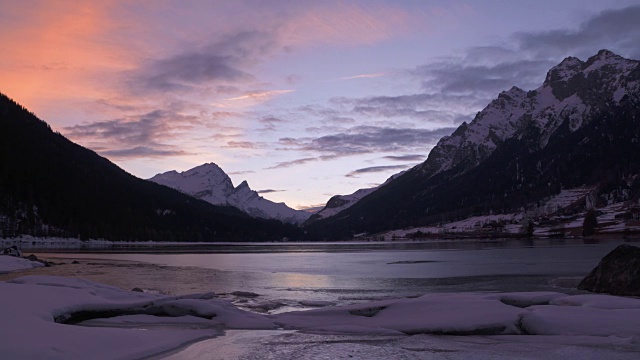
[0,93,301,241]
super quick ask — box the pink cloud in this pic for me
[279,2,430,47]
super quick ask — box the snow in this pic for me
[377,181,640,240]
[314,187,377,219]
[149,162,310,224]
[1,273,640,359]
[1,235,114,249]
[382,213,522,239]
[272,293,520,336]
[0,255,44,273]
[583,51,638,75]
[0,275,277,360]
[520,305,640,336]
[149,163,234,205]
[272,291,640,341]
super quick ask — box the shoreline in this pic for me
[2,236,638,256]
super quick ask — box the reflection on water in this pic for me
[276,272,333,290]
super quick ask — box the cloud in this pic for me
[296,204,326,213]
[257,116,287,131]
[101,146,188,159]
[126,2,427,97]
[338,72,387,81]
[224,141,261,149]
[64,109,199,159]
[514,6,640,59]
[327,6,640,133]
[257,189,284,194]
[332,93,480,124]
[280,2,430,47]
[297,105,357,124]
[221,89,294,102]
[265,157,319,169]
[228,170,255,175]
[130,31,274,94]
[415,59,555,97]
[345,164,411,178]
[65,110,198,142]
[383,154,426,162]
[280,126,455,156]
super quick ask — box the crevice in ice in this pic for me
[348,306,387,317]
[515,314,531,335]
[55,304,217,325]
[499,298,551,308]
[402,326,508,336]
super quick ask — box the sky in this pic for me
[1,0,640,210]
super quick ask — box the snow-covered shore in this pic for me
[2,247,640,359]
[0,266,639,359]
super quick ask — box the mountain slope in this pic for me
[305,50,640,239]
[306,171,405,223]
[0,94,301,241]
[149,164,310,224]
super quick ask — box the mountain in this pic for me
[0,94,301,241]
[306,171,405,223]
[149,164,310,224]
[305,50,640,239]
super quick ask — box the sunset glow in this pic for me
[2,0,639,209]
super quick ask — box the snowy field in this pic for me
[1,254,640,359]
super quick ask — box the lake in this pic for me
[24,238,635,313]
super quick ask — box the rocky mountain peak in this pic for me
[235,180,250,190]
[591,49,623,62]
[416,50,639,181]
[544,56,584,86]
[149,163,310,224]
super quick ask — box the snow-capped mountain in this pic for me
[149,163,310,224]
[418,49,639,179]
[305,50,640,239]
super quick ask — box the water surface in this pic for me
[25,238,635,312]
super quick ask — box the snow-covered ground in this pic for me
[0,255,44,273]
[378,186,640,240]
[0,235,114,249]
[1,256,639,360]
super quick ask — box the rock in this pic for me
[131,287,144,292]
[577,244,640,296]
[231,291,260,298]
[25,254,38,262]
[2,246,22,257]
[71,260,80,264]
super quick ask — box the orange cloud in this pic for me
[0,1,137,121]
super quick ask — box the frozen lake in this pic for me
[26,238,637,312]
